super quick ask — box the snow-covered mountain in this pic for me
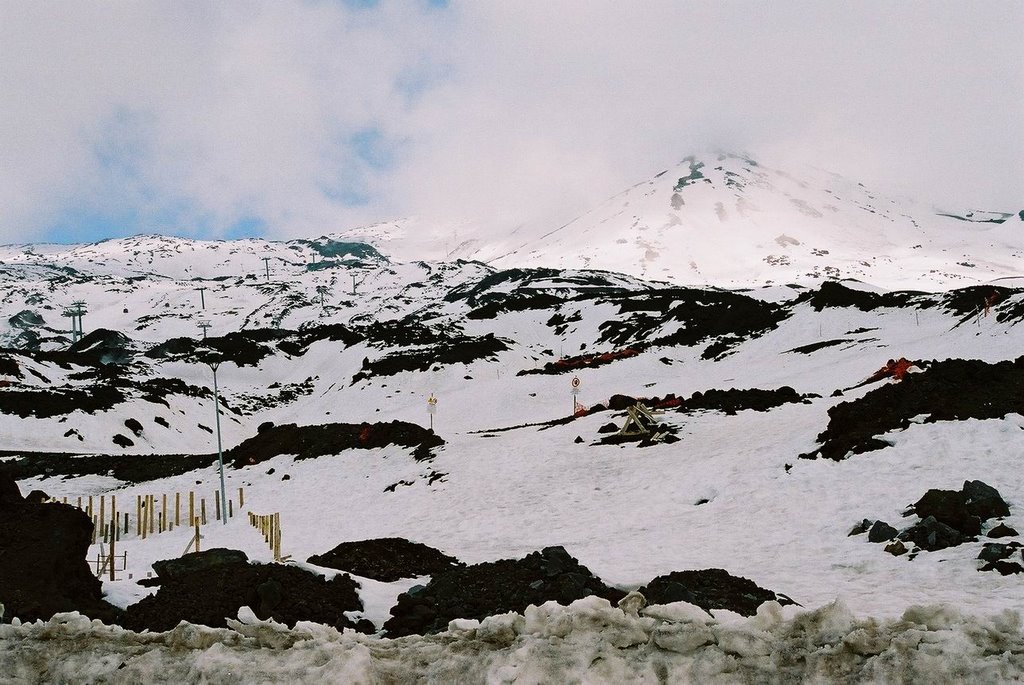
[339,152,1024,290]
[3,186,1024,679]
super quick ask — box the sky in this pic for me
[1,1,1021,246]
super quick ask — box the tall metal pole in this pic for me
[210,362,228,525]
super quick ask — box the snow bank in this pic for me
[3,598,1023,683]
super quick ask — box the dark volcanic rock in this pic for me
[124,549,363,632]
[794,280,925,313]
[982,560,1024,576]
[963,480,1011,520]
[596,287,788,354]
[988,523,1019,538]
[978,542,1022,564]
[112,433,135,448]
[898,516,965,551]
[637,568,796,617]
[885,541,908,556]
[9,310,45,329]
[868,520,898,543]
[152,548,249,581]
[608,394,638,410]
[912,489,981,536]
[0,385,126,419]
[0,450,217,485]
[802,357,1024,461]
[308,538,462,582]
[848,519,872,536]
[352,331,509,383]
[68,329,134,365]
[0,469,121,623]
[679,386,809,415]
[383,546,625,637]
[228,420,445,467]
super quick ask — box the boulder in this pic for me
[152,548,249,581]
[867,520,898,543]
[898,516,964,551]
[637,568,796,617]
[0,469,121,624]
[848,519,872,536]
[981,560,1024,576]
[608,394,638,411]
[884,541,908,556]
[988,523,1019,538]
[978,542,1021,564]
[307,538,462,583]
[963,480,1011,520]
[912,489,980,536]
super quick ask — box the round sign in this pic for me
[571,376,581,389]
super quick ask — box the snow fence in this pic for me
[2,596,1023,683]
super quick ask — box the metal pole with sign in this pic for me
[208,361,228,525]
[427,394,438,432]
[571,376,581,415]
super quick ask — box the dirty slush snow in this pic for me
[2,598,1023,683]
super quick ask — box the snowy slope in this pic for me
[3,226,1024,680]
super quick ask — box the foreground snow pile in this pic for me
[3,597,1023,683]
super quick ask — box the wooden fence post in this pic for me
[275,513,281,561]
[215,491,221,522]
[161,494,167,533]
[136,496,143,537]
[108,511,116,581]
[189,491,195,527]
[175,492,181,528]
[201,499,207,526]
[238,487,244,508]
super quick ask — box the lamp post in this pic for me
[207,360,228,524]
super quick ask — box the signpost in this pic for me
[571,376,581,414]
[427,394,438,431]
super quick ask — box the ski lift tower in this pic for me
[62,301,87,343]
[351,271,367,295]
[198,320,212,339]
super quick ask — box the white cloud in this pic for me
[0,1,1020,244]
